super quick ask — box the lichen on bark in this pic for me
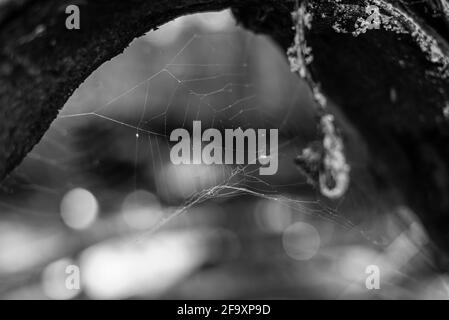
[288,1,351,199]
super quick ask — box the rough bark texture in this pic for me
[1,0,449,258]
[302,0,449,260]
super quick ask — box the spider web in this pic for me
[0,11,377,236]
[88,45,358,226]
[0,9,443,300]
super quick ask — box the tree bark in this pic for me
[1,0,449,258]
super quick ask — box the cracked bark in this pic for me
[1,0,449,260]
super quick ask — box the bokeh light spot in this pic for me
[282,222,321,261]
[121,190,163,230]
[60,188,99,230]
[41,258,80,300]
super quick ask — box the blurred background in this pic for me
[0,10,447,300]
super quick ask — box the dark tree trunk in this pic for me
[1,0,449,259]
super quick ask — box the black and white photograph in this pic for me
[0,0,449,305]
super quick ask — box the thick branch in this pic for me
[0,0,290,180]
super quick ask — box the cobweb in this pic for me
[0,9,443,300]
[0,10,393,236]
[66,27,358,230]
